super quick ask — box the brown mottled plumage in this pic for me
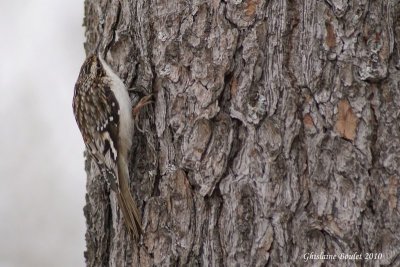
[73,54,142,238]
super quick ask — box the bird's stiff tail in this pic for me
[117,157,142,239]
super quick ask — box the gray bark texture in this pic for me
[82,0,400,266]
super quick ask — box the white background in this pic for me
[0,1,86,266]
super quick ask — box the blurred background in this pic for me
[0,1,86,266]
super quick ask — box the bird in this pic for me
[72,54,150,239]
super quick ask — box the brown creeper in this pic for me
[72,54,145,238]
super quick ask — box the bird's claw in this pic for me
[132,95,153,118]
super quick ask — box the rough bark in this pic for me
[82,0,400,266]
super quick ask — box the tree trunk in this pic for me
[82,0,400,266]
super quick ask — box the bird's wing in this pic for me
[74,80,121,190]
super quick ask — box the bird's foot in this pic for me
[132,95,153,118]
